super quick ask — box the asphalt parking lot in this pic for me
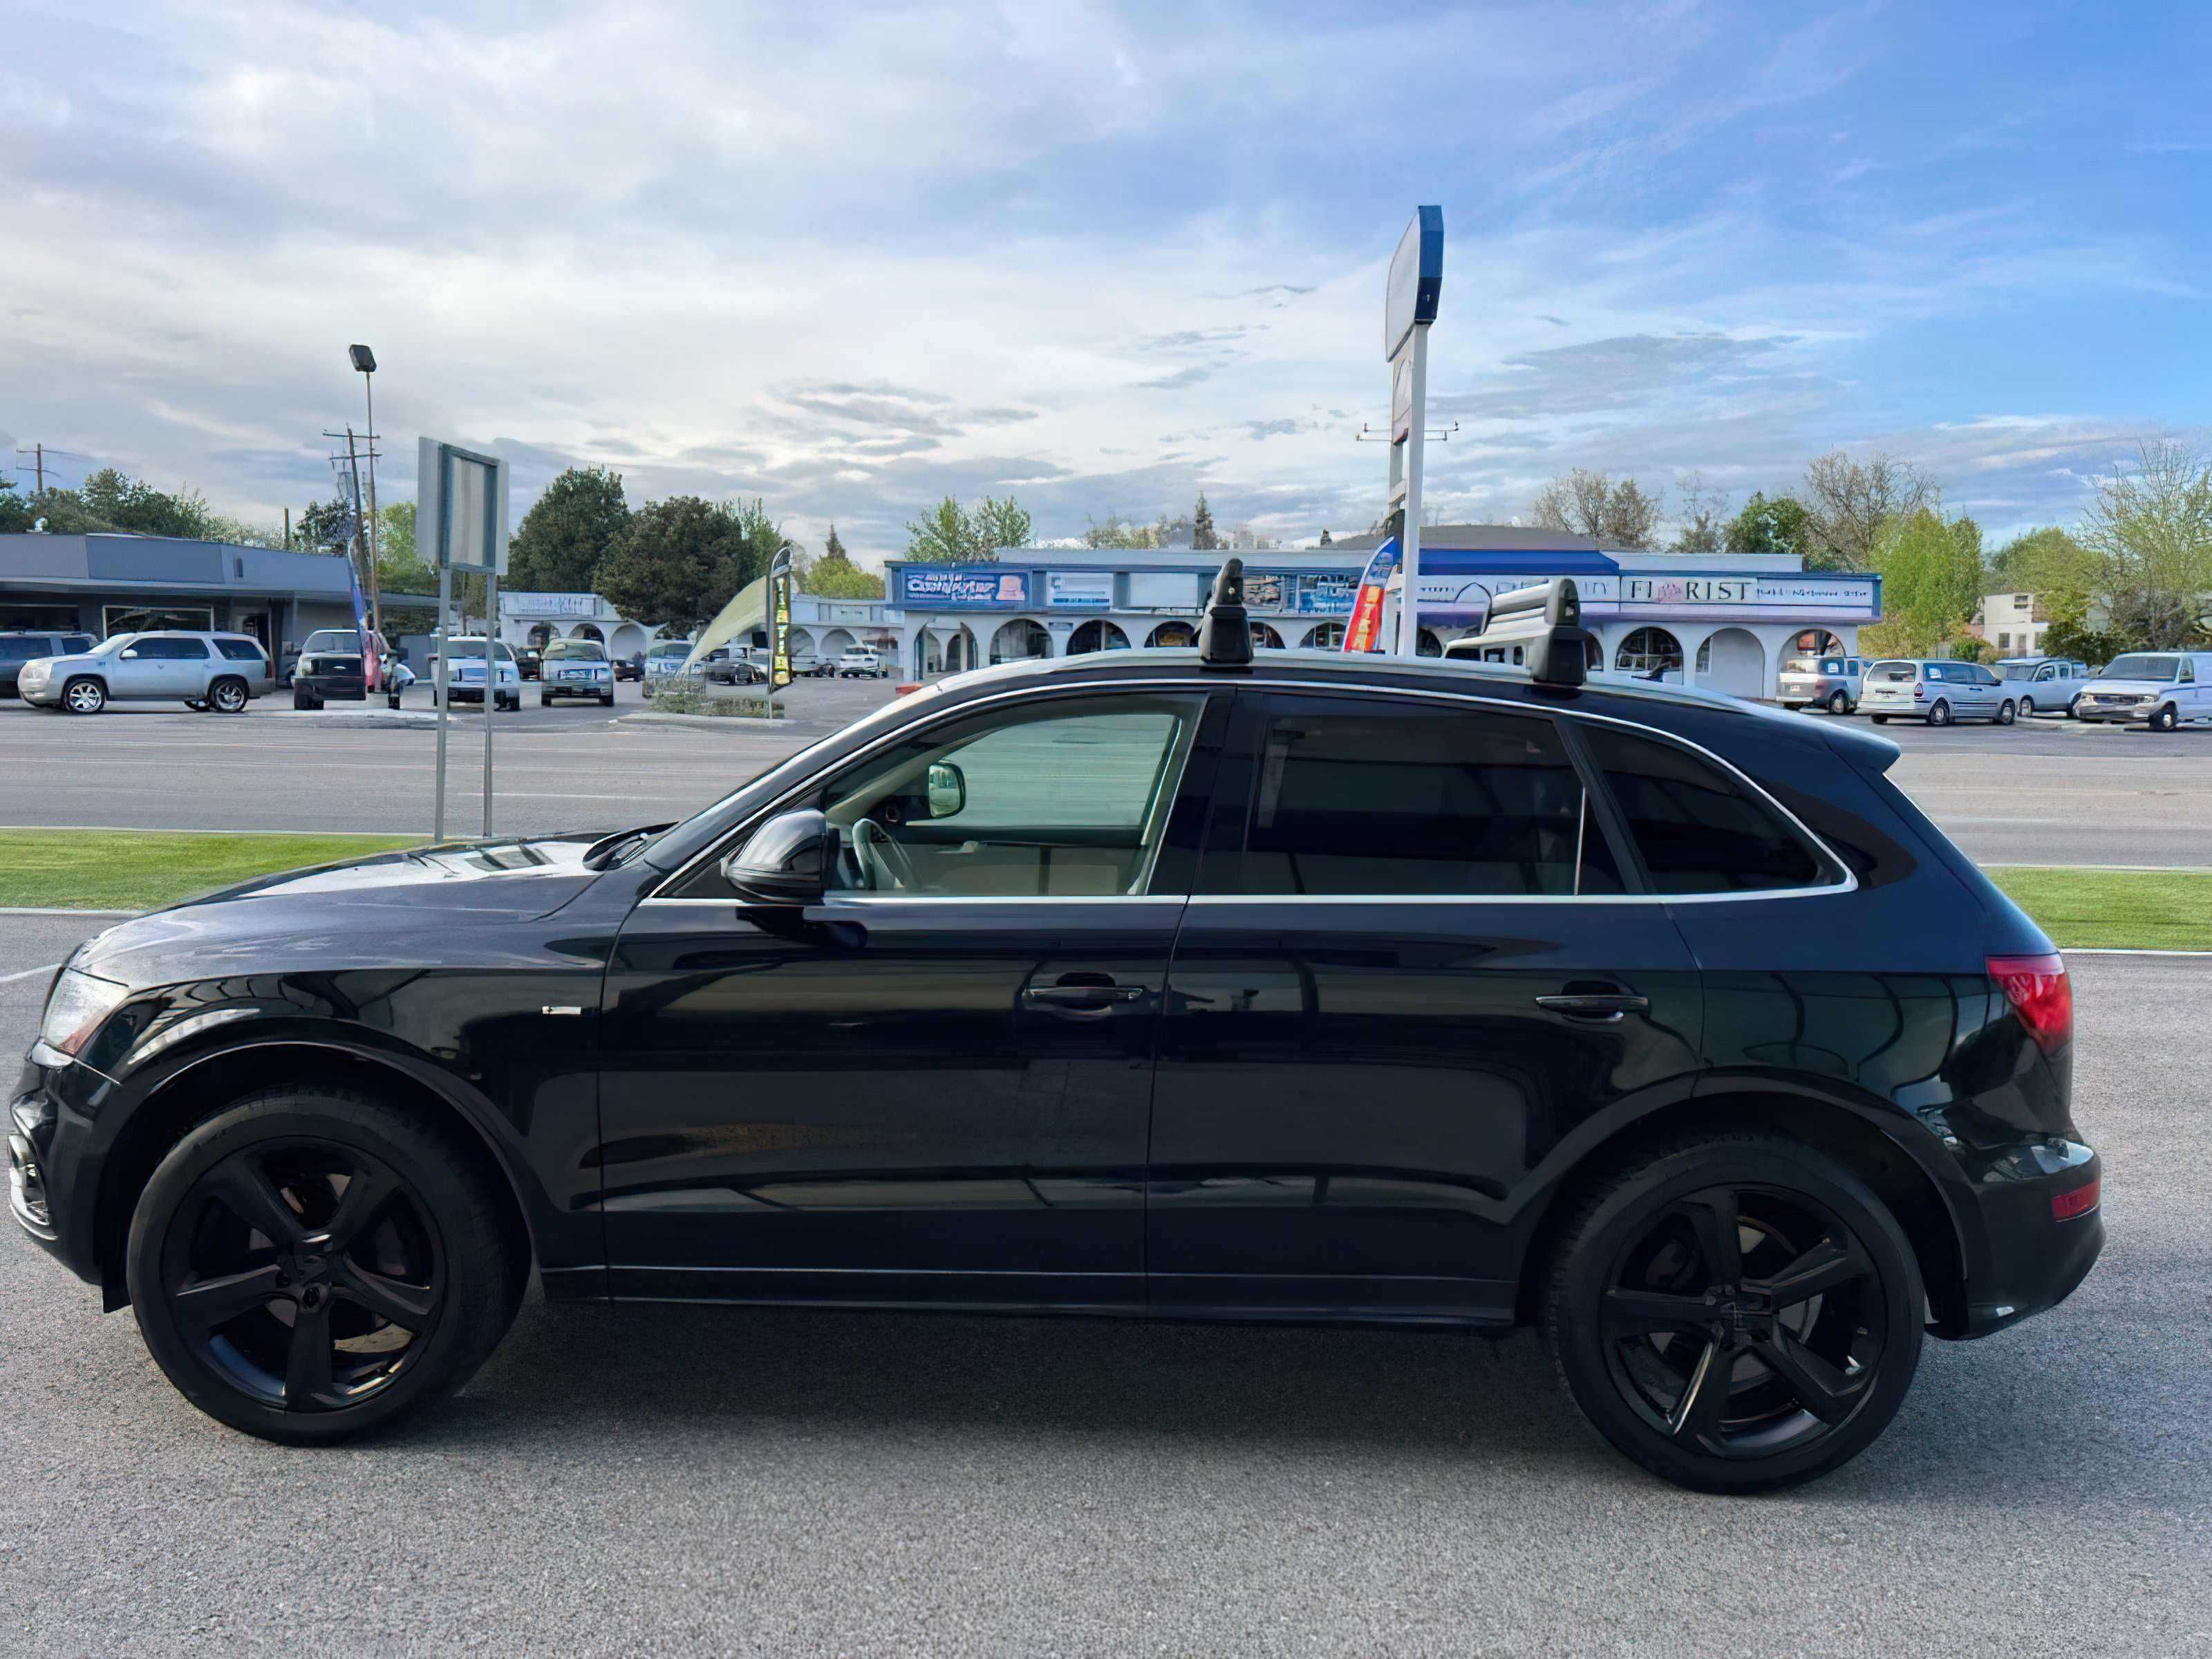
[0,684,2203,866]
[1,926,2205,1656]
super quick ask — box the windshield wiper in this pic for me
[583,822,676,870]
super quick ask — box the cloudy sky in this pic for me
[6,0,2209,560]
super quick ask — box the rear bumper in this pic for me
[1935,1139,2102,1339]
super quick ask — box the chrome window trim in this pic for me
[649,671,1856,907]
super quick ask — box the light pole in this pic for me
[349,344,381,636]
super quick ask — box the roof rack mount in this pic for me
[1447,577,1591,688]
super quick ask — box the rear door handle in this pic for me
[1535,993,1649,1021]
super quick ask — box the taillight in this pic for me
[2052,1177,2099,1221]
[1913,684,1927,700]
[1988,953,2071,1054]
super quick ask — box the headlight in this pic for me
[39,968,131,1058]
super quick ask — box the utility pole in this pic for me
[362,386,381,634]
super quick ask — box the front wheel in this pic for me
[1544,1132,1923,1494]
[1926,700,1952,727]
[1870,714,1888,724]
[1996,699,2016,725]
[62,677,106,715]
[125,1085,521,1444]
[599,691,615,706]
[2150,702,2180,731]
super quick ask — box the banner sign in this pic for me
[1047,571,1114,608]
[498,591,598,617]
[1341,539,1400,653]
[905,568,1029,608]
[768,544,795,691]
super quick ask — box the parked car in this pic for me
[700,646,762,686]
[644,644,695,693]
[798,652,839,677]
[1994,657,2091,718]
[514,646,543,682]
[2072,650,2212,730]
[538,638,616,706]
[428,638,523,711]
[291,628,405,711]
[1776,653,1864,715]
[9,570,2098,1494]
[16,631,272,715]
[1859,659,2019,727]
[615,653,644,683]
[837,646,887,678]
[0,630,96,698]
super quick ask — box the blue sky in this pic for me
[4,0,2208,558]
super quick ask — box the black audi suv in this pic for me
[8,574,2099,1491]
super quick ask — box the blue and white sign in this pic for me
[1047,571,1114,609]
[905,569,1030,608]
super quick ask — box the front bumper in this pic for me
[10,1053,105,1282]
[296,673,366,700]
[543,675,612,698]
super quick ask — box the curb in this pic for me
[617,711,795,731]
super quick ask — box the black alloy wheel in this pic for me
[1546,1133,1922,1493]
[127,1087,519,1443]
[1926,699,1952,727]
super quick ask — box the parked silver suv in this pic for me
[17,631,273,715]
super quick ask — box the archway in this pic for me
[1301,621,1345,650]
[526,622,554,648]
[1790,628,1846,657]
[991,617,1051,664]
[1067,619,1132,655]
[820,627,856,658]
[568,622,605,643]
[1416,628,1442,657]
[1700,627,1765,698]
[1147,619,1197,648]
[1250,621,1284,650]
[1615,626,1683,679]
[608,621,650,662]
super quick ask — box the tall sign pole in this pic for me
[418,436,510,842]
[765,543,796,721]
[1384,207,1444,658]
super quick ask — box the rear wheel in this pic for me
[63,677,106,715]
[1996,699,2016,725]
[1870,714,1888,725]
[126,1085,521,1444]
[1544,1132,1923,1493]
[209,677,250,714]
[1826,689,1849,715]
[1926,700,1952,727]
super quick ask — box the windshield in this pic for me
[543,639,606,662]
[2103,653,2178,682]
[648,645,690,661]
[91,635,133,656]
[303,630,359,654]
[438,641,516,662]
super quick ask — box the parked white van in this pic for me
[2073,651,2212,731]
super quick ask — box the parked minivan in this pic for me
[1859,659,2019,727]
[2073,650,2212,730]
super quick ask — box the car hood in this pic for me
[2079,676,2173,695]
[17,653,95,674]
[71,835,606,984]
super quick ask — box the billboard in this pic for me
[1383,207,1445,360]
[1047,571,1114,608]
[904,568,1029,608]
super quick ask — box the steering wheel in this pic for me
[852,817,921,892]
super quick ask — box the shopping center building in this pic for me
[881,527,1880,700]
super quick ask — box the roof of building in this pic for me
[1326,523,1603,554]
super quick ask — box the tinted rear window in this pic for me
[216,639,268,662]
[1870,662,1916,684]
[1580,724,1830,895]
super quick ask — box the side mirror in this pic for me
[720,808,836,906]
[925,761,966,819]
[120,649,140,659]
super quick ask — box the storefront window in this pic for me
[1615,627,1684,677]
[103,604,214,637]
[1146,619,1197,649]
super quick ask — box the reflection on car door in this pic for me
[595,689,1226,1309]
[1147,692,1703,1323]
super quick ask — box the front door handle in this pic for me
[1023,982,1145,1007]
[1535,993,1649,1021]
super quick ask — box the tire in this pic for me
[209,677,250,714]
[293,688,322,711]
[540,693,552,707]
[2152,702,2180,732]
[2066,695,2082,720]
[1543,1130,1923,1494]
[125,1085,521,1445]
[1826,690,1849,716]
[1996,699,2016,726]
[1870,715,1888,725]
[62,676,106,715]
[184,700,208,712]
[2019,694,2036,718]
[1926,700,1952,727]
[600,691,615,706]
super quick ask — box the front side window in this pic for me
[812,693,1208,898]
[1580,724,1833,895]
[1204,701,1622,898]
[135,637,209,659]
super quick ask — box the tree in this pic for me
[824,523,850,563]
[1191,493,1219,551]
[1527,469,1661,547]
[1858,507,1985,657]
[1668,472,1727,556]
[0,477,29,533]
[803,550,885,599]
[1801,450,1932,571]
[1318,527,1333,546]
[1723,491,1812,561]
[1083,513,1152,550]
[373,500,436,593]
[594,496,761,633]
[297,496,357,554]
[2041,589,2126,666]
[77,468,219,538]
[1987,526,2090,594]
[506,466,630,592]
[2078,440,2212,649]
[906,494,1033,562]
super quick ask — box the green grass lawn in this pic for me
[0,830,421,911]
[1986,867,2212,951]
